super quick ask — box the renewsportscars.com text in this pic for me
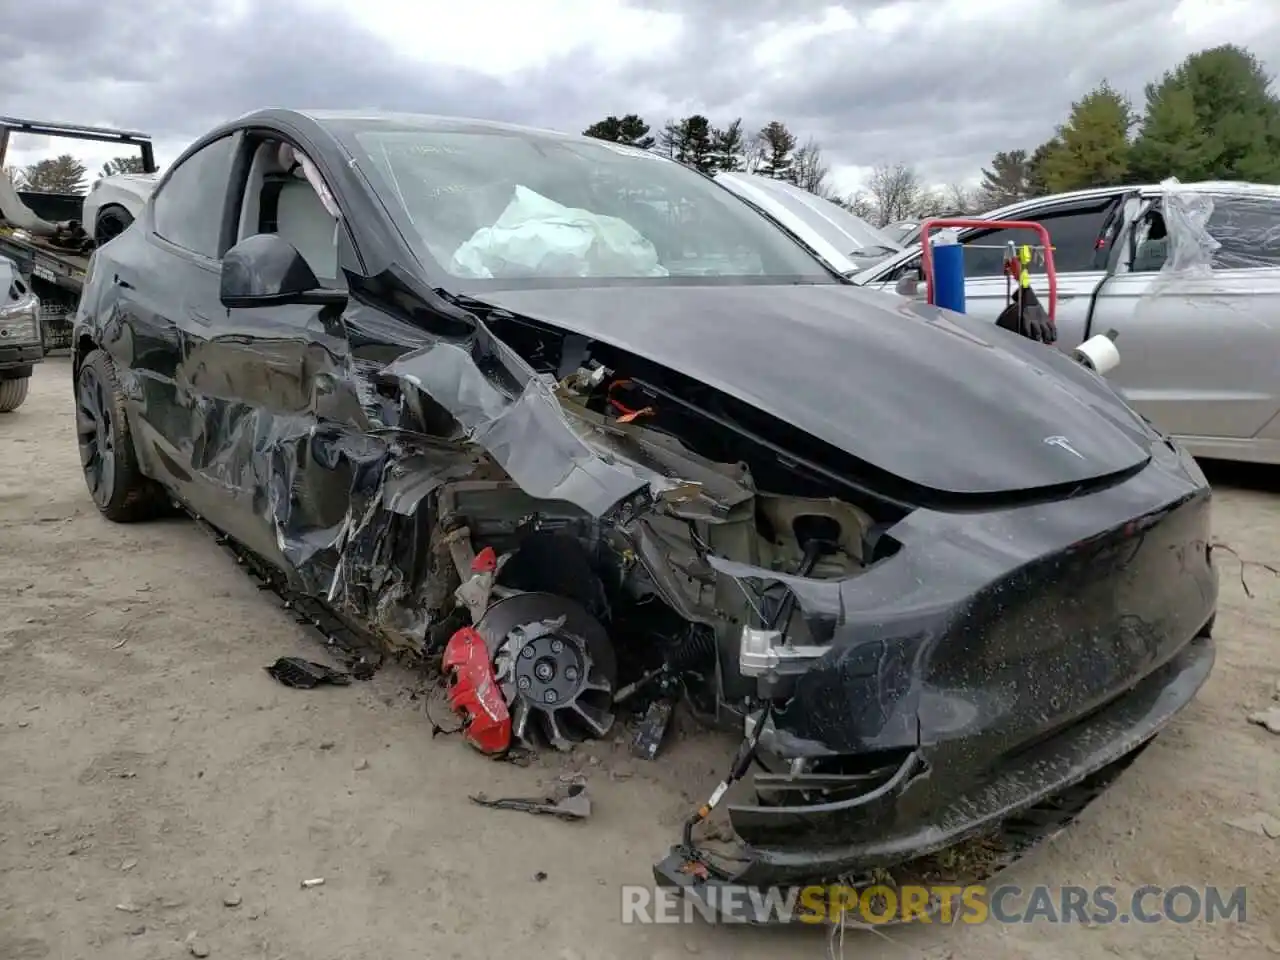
[621,883,1247,925]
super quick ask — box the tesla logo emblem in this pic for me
[1044,435,1084,459]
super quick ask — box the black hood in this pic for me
[472,283,1152,498]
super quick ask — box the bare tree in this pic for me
[914,189,951,218]
[742,133,765,174]
[789,137,830,196]
[866,162,921,226]
[101,156,148,178]
[841,191,877,221]
[946,182,978,214]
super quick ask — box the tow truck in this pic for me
[0,117,156,357]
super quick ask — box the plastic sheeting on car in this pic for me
[449,185,669,279]
[1154,177,1220,276]
[1141,178,1280,278]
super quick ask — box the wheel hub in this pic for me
[509,621,587,708]
[474,592,617,751]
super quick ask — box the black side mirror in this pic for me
[220,234,347,309]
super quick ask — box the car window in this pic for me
[234,140,344,285]
[716,174,899,257]
[959,199,1115,276]
[1129,210,1168,273]
[874,199,1117,284]
[153,135,236,259]
[327,121,836,286]
[1129,194,1280,274]
[1205,195,1280,270]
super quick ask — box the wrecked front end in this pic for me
[654,436,1216,913]
[235,297,1215,916]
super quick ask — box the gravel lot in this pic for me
[2,357,1279,960]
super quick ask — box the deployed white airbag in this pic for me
[451,185,668,279]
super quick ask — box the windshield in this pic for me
[716,173,900,259]
[883,222,920,245]
[329,119,837,287]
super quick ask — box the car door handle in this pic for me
[112,274,133,290]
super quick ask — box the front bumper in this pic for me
[656,630,1213,910]
[0,343,42,378]
[658,437,1217,912]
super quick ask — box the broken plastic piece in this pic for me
[349,658,379,681]
[631,698,676,761]
[442,626,512,755]
[471,546,498,574]
[265,657,353,689]
[738,626,830,678]
[468,781,592,820]
[455,570,496,623]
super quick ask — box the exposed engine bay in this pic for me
[381,346,894,760]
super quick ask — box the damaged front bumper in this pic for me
[655,631,1213,919]
[655,436,1217,915]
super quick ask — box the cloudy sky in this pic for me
[5,0,1279,196]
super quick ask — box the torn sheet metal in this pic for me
[704,553,843,620]
[381,339,668,518]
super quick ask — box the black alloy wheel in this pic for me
[76,360,116,509]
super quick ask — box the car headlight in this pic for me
[0,295,41,345]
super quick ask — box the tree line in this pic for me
[584,43,1280,228]
[582,112,990,225]
[9,42,1273,223]
[583,114,835,195]
[975,44,1280,208]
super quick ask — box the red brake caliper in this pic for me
[442,626,511,755]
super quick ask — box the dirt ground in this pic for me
[2,358,1280,960]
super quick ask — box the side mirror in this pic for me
[219,234,347,309]
[894,263,925,297]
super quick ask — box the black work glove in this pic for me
[995,285,1057,344]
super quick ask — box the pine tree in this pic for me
[755,121,797,180]
[1130,44,1280,182]
[21,154,88,194]
[1037,82,1134,191]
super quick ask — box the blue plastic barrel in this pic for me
[932,238,966,314]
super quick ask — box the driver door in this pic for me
[182,134,371,579]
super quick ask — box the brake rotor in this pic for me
[474,592,617,751]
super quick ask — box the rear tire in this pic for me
[93,205,134,248]
[75,349,166,522]
[0,377,29,412]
